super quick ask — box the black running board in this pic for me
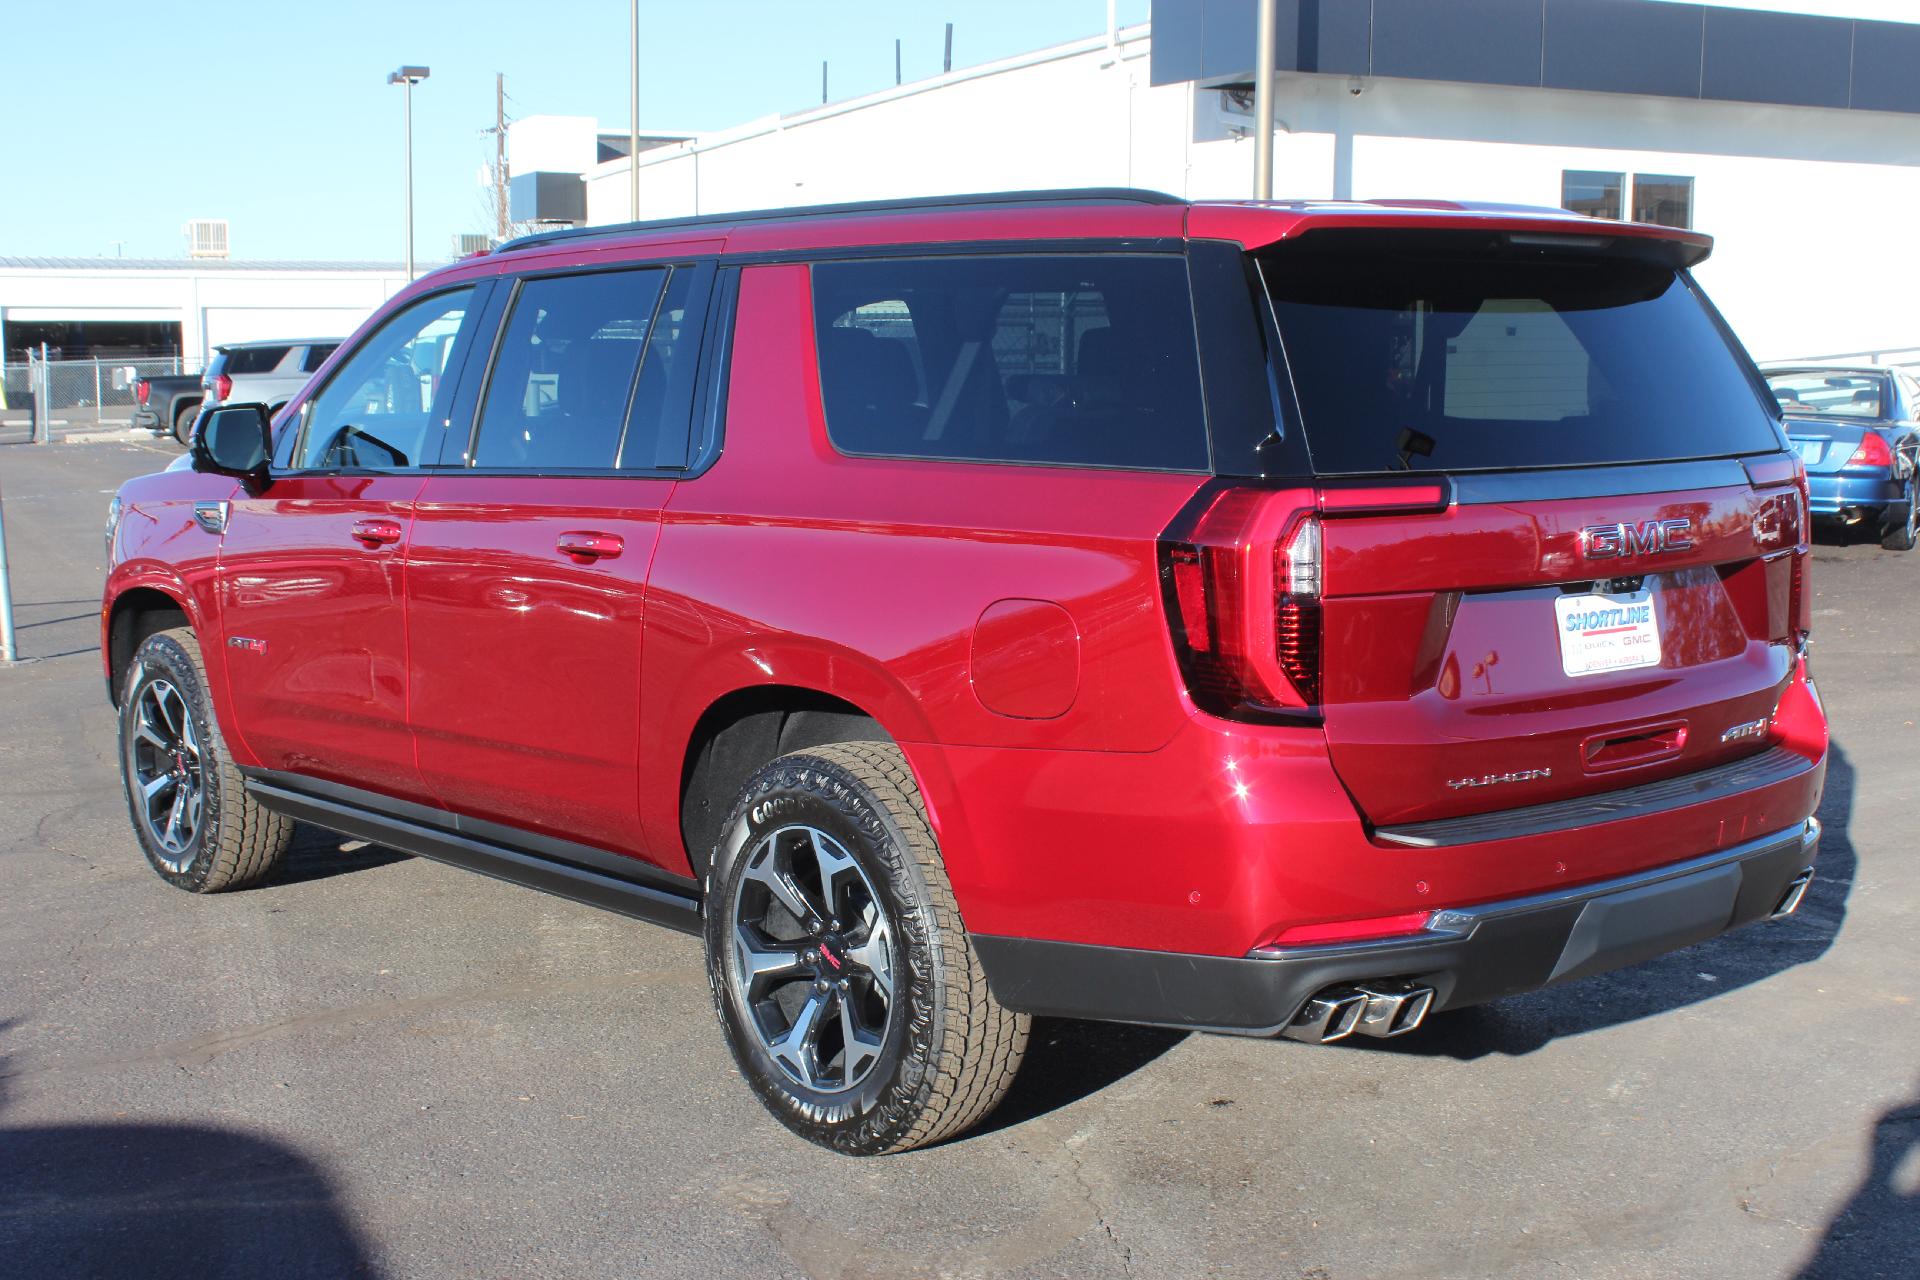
[243,773,704,935]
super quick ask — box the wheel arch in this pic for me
[105,584,193,706]
[678,684,899,885]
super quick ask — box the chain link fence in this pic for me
[1,356,200,434]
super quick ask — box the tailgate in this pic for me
[1318,468,1802,827]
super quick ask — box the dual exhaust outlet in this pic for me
[1282,981,1436,1044]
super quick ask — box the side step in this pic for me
[244,775,704,935]
[1280,982,1436,1043]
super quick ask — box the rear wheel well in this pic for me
[107,589,191,705]
[679,687,888,883]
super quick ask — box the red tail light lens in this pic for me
[135,379,150,405]
[1847,433,1892,469]
[1790,459,1812,646]
[1159,487,1320,717]
[214,373,233,402]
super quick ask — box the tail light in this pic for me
[1159,487,1321,717]
[213,373,233,402]
[1846,433,1892,469]
[1791,459,1812,646]
[135,379,150,405]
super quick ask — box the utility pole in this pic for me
[629,0,641,221]
[944,23,953,73]
[496,73,509,240]
[895,38,902,86]
[1253,0,1276,199]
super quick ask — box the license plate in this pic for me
[1555,588,1662,678]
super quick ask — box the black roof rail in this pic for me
[494,188,1186,254]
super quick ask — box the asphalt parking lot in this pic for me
[1,438,1914,1280]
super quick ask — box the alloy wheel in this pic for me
[727,824,896,1094]
[128,678,205,872]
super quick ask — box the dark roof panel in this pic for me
[1543,0,1704,99]
[1371,0,1545,89]
[1701,6,1853,109]
[1851,19,1920,114]
[1150,0,1920,116]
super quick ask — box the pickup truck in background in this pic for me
[200,338,342,417]
[131,374,204,443]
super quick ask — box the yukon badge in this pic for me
[1581,518,1694,560]
[1446,768,1552,791]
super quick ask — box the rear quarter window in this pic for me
[1261,235,1781,474]
[222,345,292,375]
[811,254,1210,472]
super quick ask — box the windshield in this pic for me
[1766,371,1886,419]
[1261,237,1780,474]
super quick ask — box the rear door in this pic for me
[1260,233,1803,828]
[405,261,713,861]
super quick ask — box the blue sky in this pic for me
[3,0,1905,264]
[3,1,1146,263]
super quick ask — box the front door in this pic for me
[406,262,710,862]
[217,285,484,795]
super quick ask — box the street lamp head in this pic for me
[387,65,431,85]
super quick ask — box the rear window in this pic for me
[1261,240,1780,474]
[812,255,1209,472]
[1765,371,1886,419]
[221,345,291,374]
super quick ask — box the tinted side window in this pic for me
[225,345,291,375]
[473,268,666,470]
[812,255,1209,472]
[620,267,703,469]
[301,343,340,372]
[295,289,475,471]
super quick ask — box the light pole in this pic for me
[387,65,431,278]
[1253,0,1275,199]
[629,0,641,222]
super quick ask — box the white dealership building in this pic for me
[520,0,1920,365]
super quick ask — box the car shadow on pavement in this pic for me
[263,825,411,889]
[0,1022,383,1278]
[970,1018,1188,1138]
[1339,740,1858,1062]
[1794,1080,1920,1278]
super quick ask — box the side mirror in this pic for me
[191,403,274,489]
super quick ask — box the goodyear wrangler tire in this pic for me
[118,627,293,893]
[704,741,1029,1155]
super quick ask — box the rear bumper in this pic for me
[1807,470,1903,516]
[131,407,165,433]
[974,818,1820,1035]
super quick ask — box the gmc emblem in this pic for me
[1580,518,1694,560]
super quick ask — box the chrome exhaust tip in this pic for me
[1351,983,1437,1038]
[1772,870,1814,920]
[1280,989,1369,1043]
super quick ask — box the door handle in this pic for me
[556,531,624,561]
[350,519,404,547]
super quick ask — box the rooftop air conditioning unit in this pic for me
[185,220,230,259]
[455,233,492,256]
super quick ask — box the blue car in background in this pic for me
[1764,365,1920,551]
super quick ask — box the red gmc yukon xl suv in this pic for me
[101,191,1826,1154]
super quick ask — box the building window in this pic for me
[1561,171,1694,229]
[1632,174,1694,229]
[1562,170,1623,220]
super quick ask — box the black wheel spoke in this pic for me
[729,824,895,1094]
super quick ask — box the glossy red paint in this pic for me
[101,192,1825,979]
[406,475,669,858]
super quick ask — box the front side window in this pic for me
[295,288,475,470]
[472,268,667,470]
[811,255,1209,472]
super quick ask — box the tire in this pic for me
[118,626,293,892]
[704,741,1028,1155]
[1882,477,1918,551]
[172,403,199,445]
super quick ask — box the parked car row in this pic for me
[134,337,341,443]
[1763,364,1920,551]
[106,190,1826,1155]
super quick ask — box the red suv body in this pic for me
[102,191,1825,1152]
